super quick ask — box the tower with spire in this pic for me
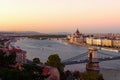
[69,29,84,44]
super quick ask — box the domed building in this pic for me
[69,29,84,44]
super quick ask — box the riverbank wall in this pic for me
[61,39,120,53]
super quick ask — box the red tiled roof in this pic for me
[42,67,50,75]
[0,47,26,55]
[9,47,26,53]
[0,48,9,52]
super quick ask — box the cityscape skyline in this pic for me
[0,0,120,33]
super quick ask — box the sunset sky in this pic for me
[0,0,120,33]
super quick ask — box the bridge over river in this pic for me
[62,48,120,65]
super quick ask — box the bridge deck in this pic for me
[63,51,120,65]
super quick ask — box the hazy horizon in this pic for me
[0,0,120,33]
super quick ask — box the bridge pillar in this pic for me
[86,47,100,72]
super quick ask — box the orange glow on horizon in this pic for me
[0,0,120,33]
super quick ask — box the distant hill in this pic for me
[48,32,70,35]
[0,31,70,36]
[0,31,45,36]
[14,31,45,35]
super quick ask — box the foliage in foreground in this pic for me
[0,63,49,80]
[80,72,104,80]
[0,51,104,80]
[64,70,104,80]
[45,54,65,80]
[0,49,48,80]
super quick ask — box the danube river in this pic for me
[15,38,120,80]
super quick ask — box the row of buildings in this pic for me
[86,38,120,48]
[68,29,120,48]
[0,38,26,64]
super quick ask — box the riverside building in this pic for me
[0,47,26,64]
[113,40,120,48]
[101,39,113,47]
[9,47,26,64]
[92,39,102,46]
[69,29,84,44]
[86,38,93,45]
[68,30,120,48]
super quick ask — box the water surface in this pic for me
[15,38,120,80]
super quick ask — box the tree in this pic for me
[0,50,50,80]
[45,54,65,80]
[46,54,65,72]
[22,63,47,80]
[0,50,16,68]
[0,62,47,80]
[80,72,104,80]
[33,58,40,64]
[0,41,4,46]
[0,68,32,80]
[73,71,81,80]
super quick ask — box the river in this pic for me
[15,38,120,80]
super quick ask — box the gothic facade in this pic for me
[69,29,84,44]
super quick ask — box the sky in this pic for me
[0,0,120,33]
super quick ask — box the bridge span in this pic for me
[62,48,120,65]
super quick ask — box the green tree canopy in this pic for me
[33,58,40,64]
[45,54,65,74]
[47,54,61,62]
[80,72,104,80]
[45,54,65,80]
[0,50,16,68]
